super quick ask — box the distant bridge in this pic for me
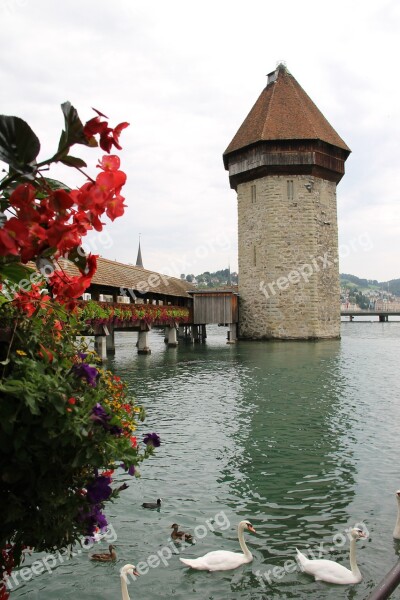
[341,309,400,322]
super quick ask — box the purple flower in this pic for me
[90,404,123,435]
[143,432,161,448]
[95,509,109,530]
[76,504,108,536]
[90,403,111,426]
[86,476,112,504]
[108,425,123,436]
[72,362,99,387]
[120,463,136,476]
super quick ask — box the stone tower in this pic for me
[223,64,350,340]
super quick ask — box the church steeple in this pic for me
[136,236,143,268]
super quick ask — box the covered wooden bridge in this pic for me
[59,257,239,357]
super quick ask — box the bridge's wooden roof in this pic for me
[58,256,193,299]
[223,63,350,164]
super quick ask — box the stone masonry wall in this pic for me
[237,174,340,339]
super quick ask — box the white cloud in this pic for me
[1,0,399,280]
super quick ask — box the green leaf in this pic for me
[0,262,35,286]
[0,115,40,174]
[59,155,87,169]
[67,247,89,273]
[42,177,72,193]
[57,102,90,153]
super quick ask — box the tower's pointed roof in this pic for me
[224,64,350,163]
[136,239,143,268]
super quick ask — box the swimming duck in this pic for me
[171,523,193,542]
[90,544,117,562]
[142,498,162,509]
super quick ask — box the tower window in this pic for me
[251,185,256,203]
[287,180,294,200]
[253,245,257,266]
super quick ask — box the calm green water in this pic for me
[11,322,400,599]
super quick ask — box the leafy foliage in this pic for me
[0,116,40,176]
[0,298,151,556]
[79,300,190,326]
[0,104,157,599]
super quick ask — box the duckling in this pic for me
[142,498,162,509]
[171,523,193,542]
[90,544,117,562]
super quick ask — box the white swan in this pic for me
[296,527,367,585]
[393,490,400,539]
[120,564,139,600]
[179,520,256,571]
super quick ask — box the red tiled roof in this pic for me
[224,64,350,158]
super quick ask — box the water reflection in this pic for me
[212,339,360,598]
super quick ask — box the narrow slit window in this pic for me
[287,180,294,200]
[253,245,257,266]
[251,185,257,204]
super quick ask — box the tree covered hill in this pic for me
[340,274,400,296]
[180,269,400,296]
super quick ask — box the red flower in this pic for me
[38,344,54,363]
[82,254,98,278]
[106,194,126,221]
[102,469,114,478]
[0,227,19,256]
[48,189,75,213]
[110,122,129,151]
[9,183,36,212]
[13,285,50,316]
[83,116,109,139]
[97,155,120,171]
[83,110,129,153]
[67,397,76,405]
[49,270,91,300]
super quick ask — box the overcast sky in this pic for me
[1,0,399,281]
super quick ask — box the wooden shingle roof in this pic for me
[223,64,350,163]
[58,256,193,298]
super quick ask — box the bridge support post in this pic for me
[192,325,199,343]
[167,325,178,348]
[227,323,237,344]
[137,328,151,355]
[94,335,107,361]
[106,327,115,355]
[201,324,207,342]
